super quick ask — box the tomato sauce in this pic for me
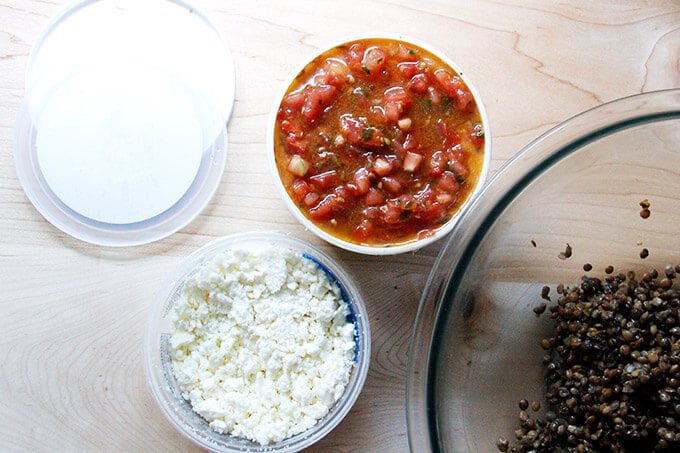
[274,37,486,247]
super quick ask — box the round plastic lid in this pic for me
[14,0,235,246]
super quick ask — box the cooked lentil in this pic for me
[502,266,680,452]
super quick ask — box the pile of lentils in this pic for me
[498,265,680,452]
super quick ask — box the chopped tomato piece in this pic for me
[352,167,371,194]
[319,58,350,86]
[418,201,447,223]
[290,178,311,203]
[339,114,384,147]
[429,150,446,177]
[407,73,429,94]
[397,61,419,79]
[345,43,366,73]
[352,218,375,241]
[438,171,460,193]
[301,85,337,122]
[437,118,461,150]
[447,159,468,181]
[402,133,419,151]
[380,175,404,194]
[381,203,403,224]
[284,135,308,155]
[383,87,411,122]
[361,46,387,78]
[304,192,320,207]
[281,90,305,112]
[309,170,339,190]
[309,194,342,220]
[433,69,474,112]
[395,44,419,62]
[364,187,385,206]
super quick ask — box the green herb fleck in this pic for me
[361,66,370,74]
[361,127,374,141]
[418,98,432,113]
[408,48,416,55]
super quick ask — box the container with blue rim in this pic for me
[144,231,371,452]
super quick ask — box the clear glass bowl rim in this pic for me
[405,88,680,452]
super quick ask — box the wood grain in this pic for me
[0,0,678,451]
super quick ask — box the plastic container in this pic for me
[14,0,235,246]
[144,231,371,452]
[267,33,491,255]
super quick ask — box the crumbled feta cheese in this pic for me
[169,245,356,446]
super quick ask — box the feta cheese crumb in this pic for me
[169,245,356,446]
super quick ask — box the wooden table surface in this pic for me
[1,1,679,451]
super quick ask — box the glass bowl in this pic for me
[406,89,680,451]
[144,232,370,452]
[267,34,490,255]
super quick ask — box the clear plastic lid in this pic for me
[14,0,235,246]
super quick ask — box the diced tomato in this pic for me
[407,73,429,94]
[416,229,437,240]
[301,85,337,122]
[334,184,353,203]
[352,167,371,194]
[429,150,446,177]
[433,69,474,112]
[397,194,417,210]
[436,119,461,150]
[320,58,350,86]
[282,90,306,112]
[380,175,404,194]
[380,203,403,224]
[339,114,384,147]
[352,218,375,241]
[309,170,339,190]
[418,201,447,223]
[361,46,387,78]
[345,43,366,73]
[364,187,385,206]
[285,135,308,155]
[309,194,342,220]
[395,44,419,62]
[438,171,460,193]
[470,123,485,148]
[304,192,320,207]
[290,178,311,203]
[383,87,411,122]
[447,159,468,180]
[403,151,423,172]
[279,119,302,137]
[402,133,419,151]
[396,61,419,79]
